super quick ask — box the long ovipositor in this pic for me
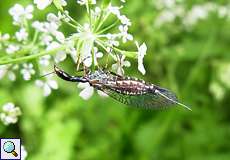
[54,65,191,111]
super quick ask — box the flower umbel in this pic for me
[0,1,148,100]
[0,102,21,125]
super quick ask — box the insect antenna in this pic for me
[38,71,55,79]
[155,90,192,111]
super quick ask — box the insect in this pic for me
[54,65,191,111]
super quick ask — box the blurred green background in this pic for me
[1,0,230,160]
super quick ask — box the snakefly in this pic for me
[54,65,191,110]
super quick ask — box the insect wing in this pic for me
[102,86,178,109]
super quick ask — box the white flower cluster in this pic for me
[0,102,21,125]
[9,4,33,26]
[154,1,230,28]
[0,1,148,100]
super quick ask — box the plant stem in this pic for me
[95,12,111,32]
[0,46,66,65]
[96,19,119,34]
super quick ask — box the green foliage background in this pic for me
[1,0,230,160]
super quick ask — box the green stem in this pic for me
[0,46,66,65]
[96,39,137,59]
[63,20,78,29]
[86,2,92,29]
[61,10,83,29]
[32,30,39,44]
[113,47,137,58]
[96,19,119,34]
[0,44,34,60]
[95,12,111,32]
[93,9,104,32]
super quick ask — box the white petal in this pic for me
[83,57,92,67]
[79,86,94,100]
[112,63,118,71]
[8,72,16,81]
[96,52,103,58]
[54,31,65,43]
[43,84,51,96]
[46,41,60,50]
[35,80,44,87]
[26,5,34,12]
[123,60,131,67]
[34,0,52,10]
[138,63,146,75]
[55,51,67,63]
[77,82,90,89]
[3,103,15,112]
[47,80,58,89]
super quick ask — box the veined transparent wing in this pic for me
[101,86,178,109]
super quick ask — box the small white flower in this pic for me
[0,102,21,125]
[21,145,28,160]
[78,82,106,100]
[20,63,36,81]
[32,21,46,32]
[15,28,28,42]
[41,35,53,46]
[54,31,65,43]
[34,0,53,10]
[46,41,67,63]
[6,44,20,54]
[77,0,96,5]
[80,38,95,67]
[83,47,103,67]
[112,55,131,75]
[9,4,33,25]
[119,15,131,26]
[135,41,147,75]
[35,78,58,96]
[60,0,67,6]
[0,33,10,41]
[0,65,18,81]
[8,71,17,81]
[107,4,121,17]
[68,47,78,63]
[55,51,67,63]
[118,25,133,43]
[43,22,59,34]
[47,13,61,26]
[39,55,51,66]
[106,33,119,47]
[78,83,94,100]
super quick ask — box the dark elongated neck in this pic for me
[54,65,88,83]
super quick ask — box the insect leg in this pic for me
[54,65,88,83]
